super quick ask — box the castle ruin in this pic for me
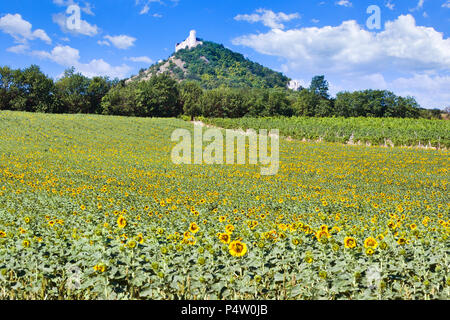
[175,30,203,52]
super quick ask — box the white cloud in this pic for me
[391,74,450,109]
[443,1,450,8]
[319,73,449,109]
[103,35,136,49]
[81,3,95,15]
[336,0,352,7]
[52,0,74,5]
[233,15,450,74]
[140,4,150,15]
[97,40,110,46]
[126,56,153,63]
[0,13,51,44]
[233,14,450,108]
[135,0,178,15]
[53,0,95,15]
[7,44,29,54]
[385,1,395,10]
[234,9,300,30]
[410,0,425,11]
[52,12,98,37]
[32,45,132,79]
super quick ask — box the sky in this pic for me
[0,0,449,109]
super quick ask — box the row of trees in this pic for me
[0,65,444,119]
[0,65,114,114]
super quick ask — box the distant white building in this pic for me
[287,80,302,91]
[175,30,203,52]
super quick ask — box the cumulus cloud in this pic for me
[53,0,95,15]
[32,45,132,79]
[443,1,450,8]
[233,15,450,74]
[102,35,137,49]
[234,14,450,108]
[390,74,450,109]
[234,9,300,30]
[0,13,51,44]
[52,12,98,37]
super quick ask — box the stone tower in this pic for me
[175,30,203,52]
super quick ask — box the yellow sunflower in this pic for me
[229,240,248,257]
[189,222,199,234]
[344,236,357,249]
[218,232,231,244]
[225,224,235,234]
[117,215,127,229]
[364,237,378,249]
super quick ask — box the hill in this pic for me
[127,40,291,89]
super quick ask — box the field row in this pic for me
[199,117,450,148]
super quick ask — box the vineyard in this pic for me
[0,111,448,299]
[200,117,450,149]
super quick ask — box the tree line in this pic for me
[0,65,444,119]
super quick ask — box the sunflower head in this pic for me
[189,222,199,234]
[229,240,248,257]
[225,224,235,234]
[117,215,127,229]
[364,237,378,249]
[344,236,357,249]
[218,232,231,244]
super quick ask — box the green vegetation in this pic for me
[201,117,450,148]
[133,41,290,89]
[0,65,115,114]
[2,64,445,120]
[0,111,448,299]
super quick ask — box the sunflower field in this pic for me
[0,111,448,300]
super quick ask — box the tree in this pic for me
[21,65,55,112]
[0,66,14,110]
[101,83,138,116]
[54,68,91,113]
[87,76,111,114]
[135,74,181,117]
[292,89,320,116]
[265,88,292,116]
[200,88,227,118]
[444,106,450,114]
[180,81,203,119]
[310,75,329,99]
[335,90,422,118]
[2,65,55,113]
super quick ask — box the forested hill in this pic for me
[127,41,291,89]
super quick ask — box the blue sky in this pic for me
[0,0,449,108]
